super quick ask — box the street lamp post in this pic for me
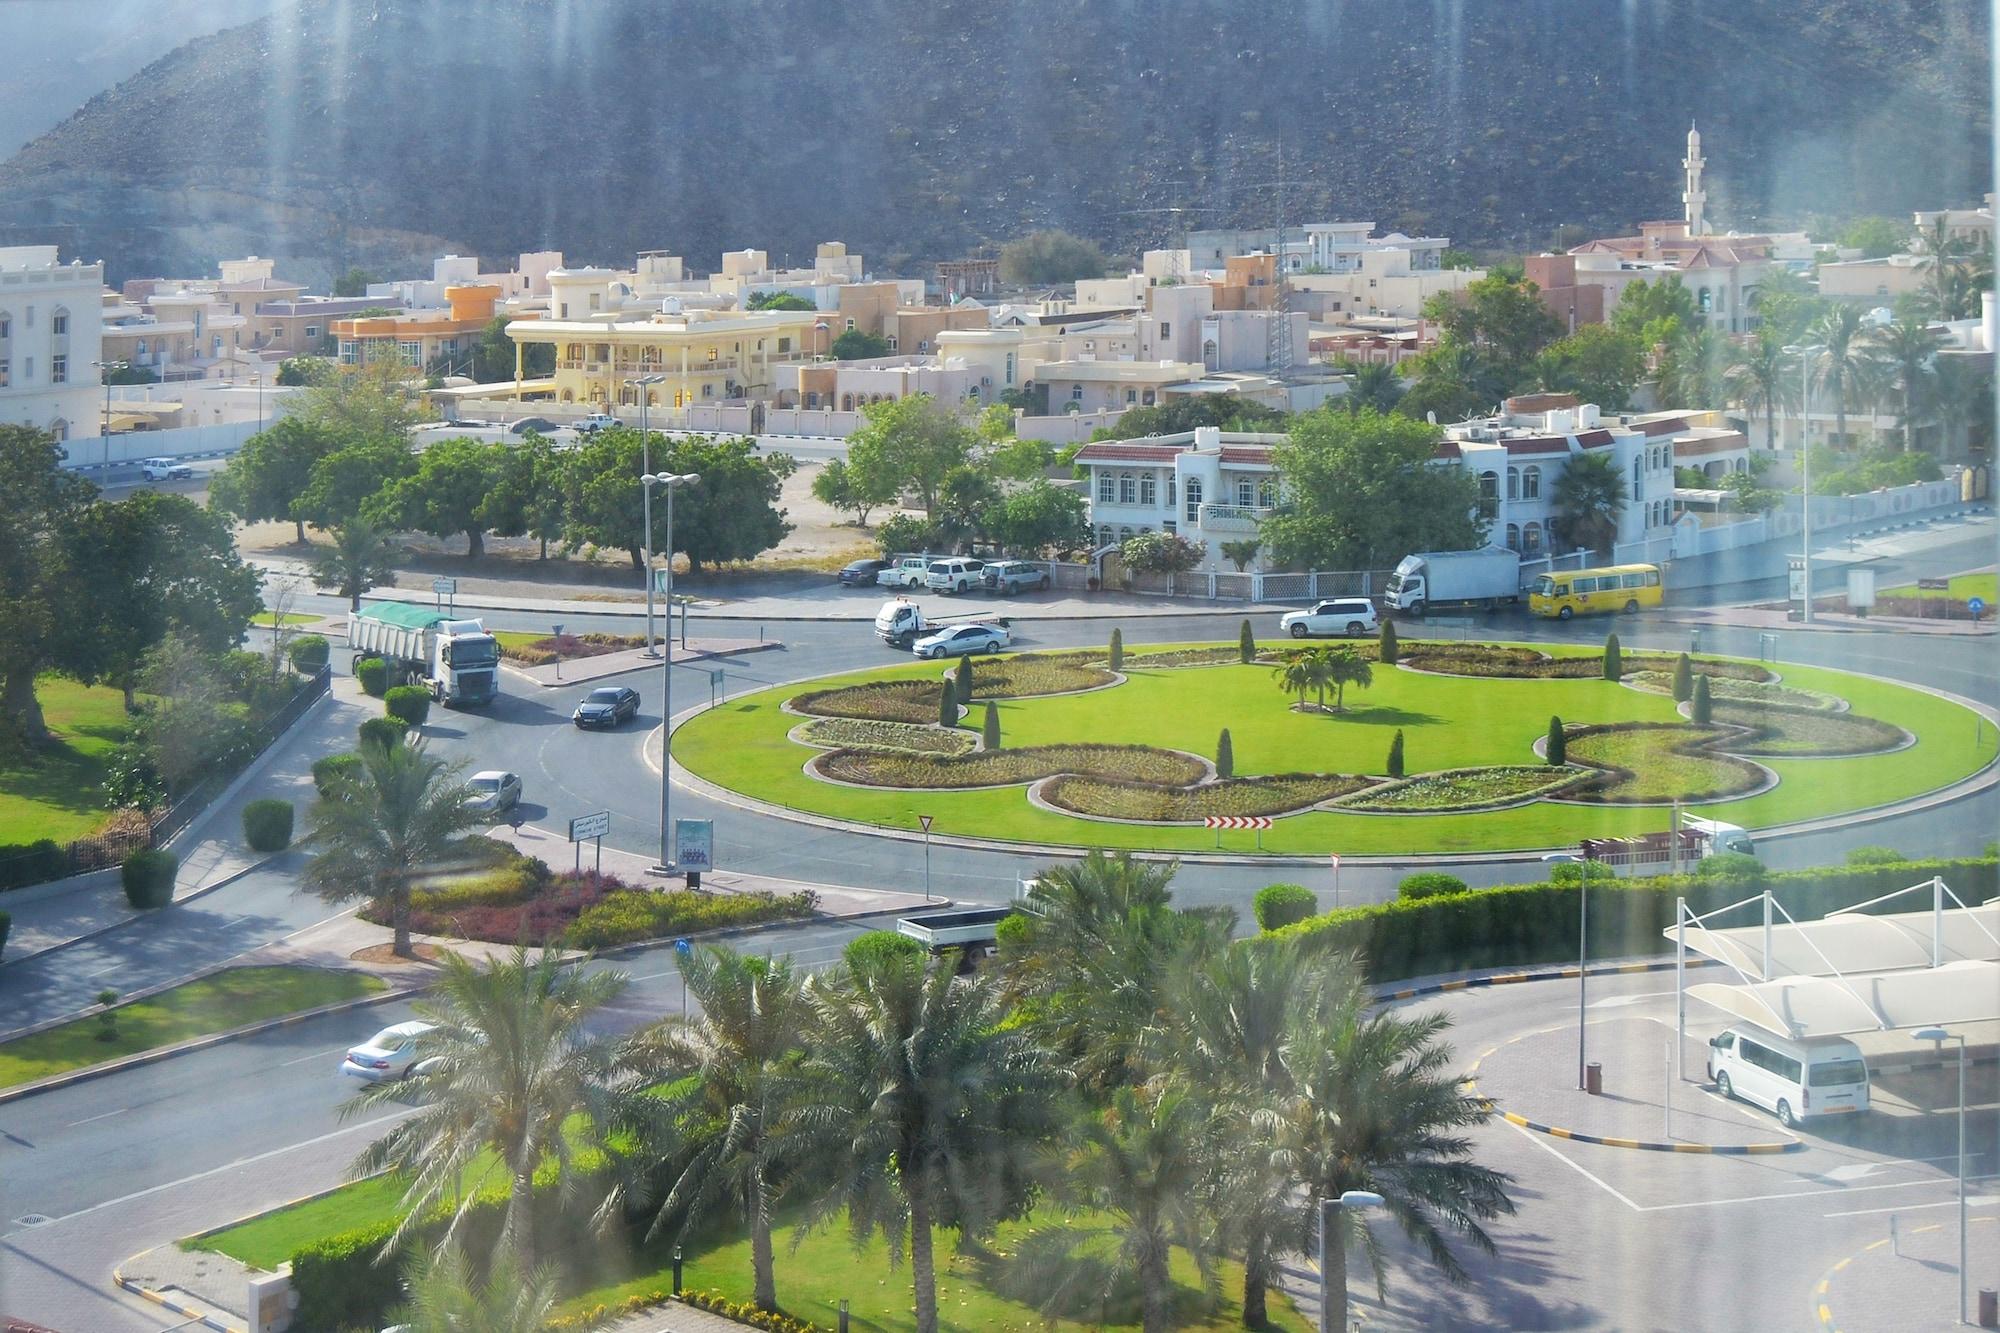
[1320,1189,1384,1333]
[634,373,666,655]
[1912,1026,1968,1325]
[1785,344,1823,624]
[643,472,700,875]
[93,359,128,465]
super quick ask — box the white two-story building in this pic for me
[1073,426,1285,571]
[0,244,104,450]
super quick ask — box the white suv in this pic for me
[1280,598,1379,639]
[925,558,985,594]
[139,457,195,482]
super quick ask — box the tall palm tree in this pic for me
[1655,326,1731,409]
[312,516,401,612]
[1914,216,1974,319]
[1724,329,1796,452]
[1809,306,1882,452]
[1259,977,1516,1333]
[790,949,1062,1333]
[303,736,483,957]
[627,946,807,1313]
[345,946,631,1266]
[1549,451,1627,559]
[1864,318,1943,452]
[391,1248,589,1333]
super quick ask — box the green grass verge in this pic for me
[251,611,319,627]
[0,677,138,844]
[0,966,387,1090]
[187,1172,413,1271]
[1881,572,1997,602]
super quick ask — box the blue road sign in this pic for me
[1969,596,1986,616]
[674,937,692,956]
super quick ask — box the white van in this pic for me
[1683,816,1754,857]
[1707,1026,1870,1126]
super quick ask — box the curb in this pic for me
[112,1264,242,1333]
[496,637,782,690]
[0,850,286,973]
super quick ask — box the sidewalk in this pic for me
[1663,603,1993,637]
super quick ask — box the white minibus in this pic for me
[1707,1026,1870,1126]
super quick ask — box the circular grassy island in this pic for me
[673,640,1996,856]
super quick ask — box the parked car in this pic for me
[1708,1027,1871,1127]
[464,770,522,813]
[837,557,892,587]
[912,622,1010,659]
[572,685,640,728]
[507,416,560,436]
[981,560,1050,596]
[574,412,620,434]
[138,457,195,482]
[925,557,985,594]
[341,1021,437,1082]
[1279,597,1379,639]
[877,555,935,589]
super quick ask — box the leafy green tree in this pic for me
[471,314,552,383]
[846,395,974,518]
[1809,306,1883,450]
[662,435,794,571]
[986,433,1058,481]
[483,434,568,558]
[369,437,505,556]
[1654,326,1733,410]
[1273,653,1314,712]
[1839,215,1911,259]
[275,357,336,388]
[295,437,416,531]
[1549,451,1627,558]
[877,512,942,558]
[1218,539,1261,572]
[1392,371,1488,426]
[933,464,1002,552]
[1602,633,1621,681]
[312,518,400,613]
[1748,268,1829,345]
[390,1250,575,1333]
[1398,337,1511,418]
[1120,531,1205,575]
[829,328,891,360]
[345,946,629,1265]
[1610,276,1698,345]
[1422,274,1562,385]
[1263,408,1482,571]
[1531,325,1645,411]
[300,357,427,444]
[986,480,1091,556]
[627,946,808,1313]
[303,737,480,957]
[811,457,892,526]
[1386,728,1405,778]
[746,291,815,311]
[208,417,342,544]
[1545,715,1566,766]
[332,267,377,297]
[66,493,261,711]
[999,229,1107,285]
[791,950,1061,1333]
[0,427,95,740]
[1866,318,1943,452]
[1099,396,1285,440]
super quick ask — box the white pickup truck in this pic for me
[873,598,1009,649]
[139,457,196,482]
[574,412,620,434]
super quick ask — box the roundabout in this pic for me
[671,637,1999,858]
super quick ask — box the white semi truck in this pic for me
[347,604,501,707]
[1381,547,1521,616]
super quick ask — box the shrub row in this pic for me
[844,929,929,970]
[566,888,818,950]
[1562,723,1767,804]
[1334,766,1584,812]
[794,716,976,756]
[1398,642,1771,683]
[310,752,365,795]
[500,631,646,666]
[958,651,1110,698]
[1040,772,1371,821]
[674,1290,829,1333]
[812,743,1206,791]
[0,840,69,892]
[1272,857,2000,984]
[384,685,431,729]
[286,635,330,673]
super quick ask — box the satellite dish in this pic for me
[1426,411,1438,425]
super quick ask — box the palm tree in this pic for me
[312,516,400,612]
[391,1248,587,1333]
[345,946,630,1266]
[1321,645,1373,713]
[1865,318,1943,452]
[1932,357,1989,458]
[627,946,807,1313]
[1055,1084,1221,1333]
[790,949,1062,1333]
[1341,361,1405,415]
[1724,329,1796,452]
[303,736,483,957]
[1258,973,1516,1333]
[1549,451,1627,559]
[1273,653,1315,712]
[1655,326,1731,409]
[1809,306,1882,452]
[1914,216,1975,319]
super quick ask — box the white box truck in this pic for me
[1382,547,1521,615]
[347,604,501,707]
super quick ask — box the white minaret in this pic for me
[1682,123,1709,237]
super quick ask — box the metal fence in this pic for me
[0,666,331,893]
[1024,560,1392,603]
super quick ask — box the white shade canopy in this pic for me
[1688,960,2000,1040]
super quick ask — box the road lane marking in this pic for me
[1824,1195,1999,1218]
[66,1107,131,1127]
[1640,1175,1959,1213]
[281,1045,351,1068]
[1499,1118,1643,1212]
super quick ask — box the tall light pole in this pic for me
[1785,344,1823,623]
[1320,1189,1384,1333]
[644,471,700,874]
[633,373,666,655]
[1913,1026,1967,1325]
[92,359,128,465]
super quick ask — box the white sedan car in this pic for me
[911,623,1010,659]
[341,1021,437,1082]
[465,770,522,814]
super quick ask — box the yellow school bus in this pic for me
[1528,563,1663,619]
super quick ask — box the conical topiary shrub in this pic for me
[1546,715,1567,766]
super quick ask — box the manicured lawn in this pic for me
[0,966,386,1090]
[187,1172,412,1271]
[0,676,138,844]
[566,1207,1312,1332]
[673,642,1996,854]
[251,611,319,627]
[1881,571,1997,602]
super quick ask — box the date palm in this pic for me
[1864,318,1942,452]
[790,949,1062,1333]
[302,735,482,957]
[1273,653,1315,712]
[312,516,400,612]
[1809,306,1881,451]
[391,1248,589,1333]
[1655,326,1730,409]
[1724,329,1796,452]
[1319,645,1372,713]
[1915,217,1975,319]
[626,946,807,1313]
[345,945,631,1267]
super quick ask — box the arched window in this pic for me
[1479,471,1498,500]
[1119,526,1134,543]
[1184,475,1203,524]
[648,391,661,406]
[1506,467,1520,501]
[1522,521,1543,554]
[1521,465,1541,500]
[1099,526,1114,548]
[1505,523,1521,551]
[48,417,67,441]
[1165,476,1176,507]
[1118,472,1137,504]
[565,343,581,362]
[0,311,11,338]
[840,394,854,411]
[1139,474,1156,506]
[560,389,575,402]
[50,307,68,336]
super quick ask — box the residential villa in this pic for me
[0,244,105,447]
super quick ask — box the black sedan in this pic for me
[572,686,641,728]
[837,557,892,587]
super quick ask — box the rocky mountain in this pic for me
[0,0,1988,286]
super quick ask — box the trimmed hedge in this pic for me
[1254,882,1317,931]
[241,799,294,853]
[1398,872,1469,902]
[357,716,407,752]
[844,929,928,970]
[121,849,178,909]
[384,684,431,729]
[311,752,365,795]
[0,840,68,892]
[354,657,389,697]
[1272,858,2000,985]
[287,635,330,672]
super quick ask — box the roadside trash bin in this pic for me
[1977,1286,1996,1328]
[1585,1062,1603,1096]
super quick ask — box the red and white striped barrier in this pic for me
[1203,815,1273,830]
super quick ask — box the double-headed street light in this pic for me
[1320,1189,1384,1333]
[92,359,128,465]
[1912,1026,1968,1325]
[1783,343,1824,624]
[632,373,667,655]
[642,471,700,874]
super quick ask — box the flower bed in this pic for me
[368,864,814,946]
[1401,643,1773,682]
[958,651,1112,698]
[566,888,817,950]
[1626,672,1836,710]
[1714,705,1907,757]
[498,632,647,666]
[1041,772,1372,821]
[811,743,1207,790]
[1333,766,1587,811]
[1121,646,1279,669]
[1561,722,1769,803]
[793,715,974,755]
[790,679,941,724]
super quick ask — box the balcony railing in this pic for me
[1196,502,1275,533]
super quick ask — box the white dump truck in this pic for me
[873,597,1009,649]
[347,604,501,707]
[1381,547,1521,616]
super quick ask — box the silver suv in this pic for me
[981,560,1050,596]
